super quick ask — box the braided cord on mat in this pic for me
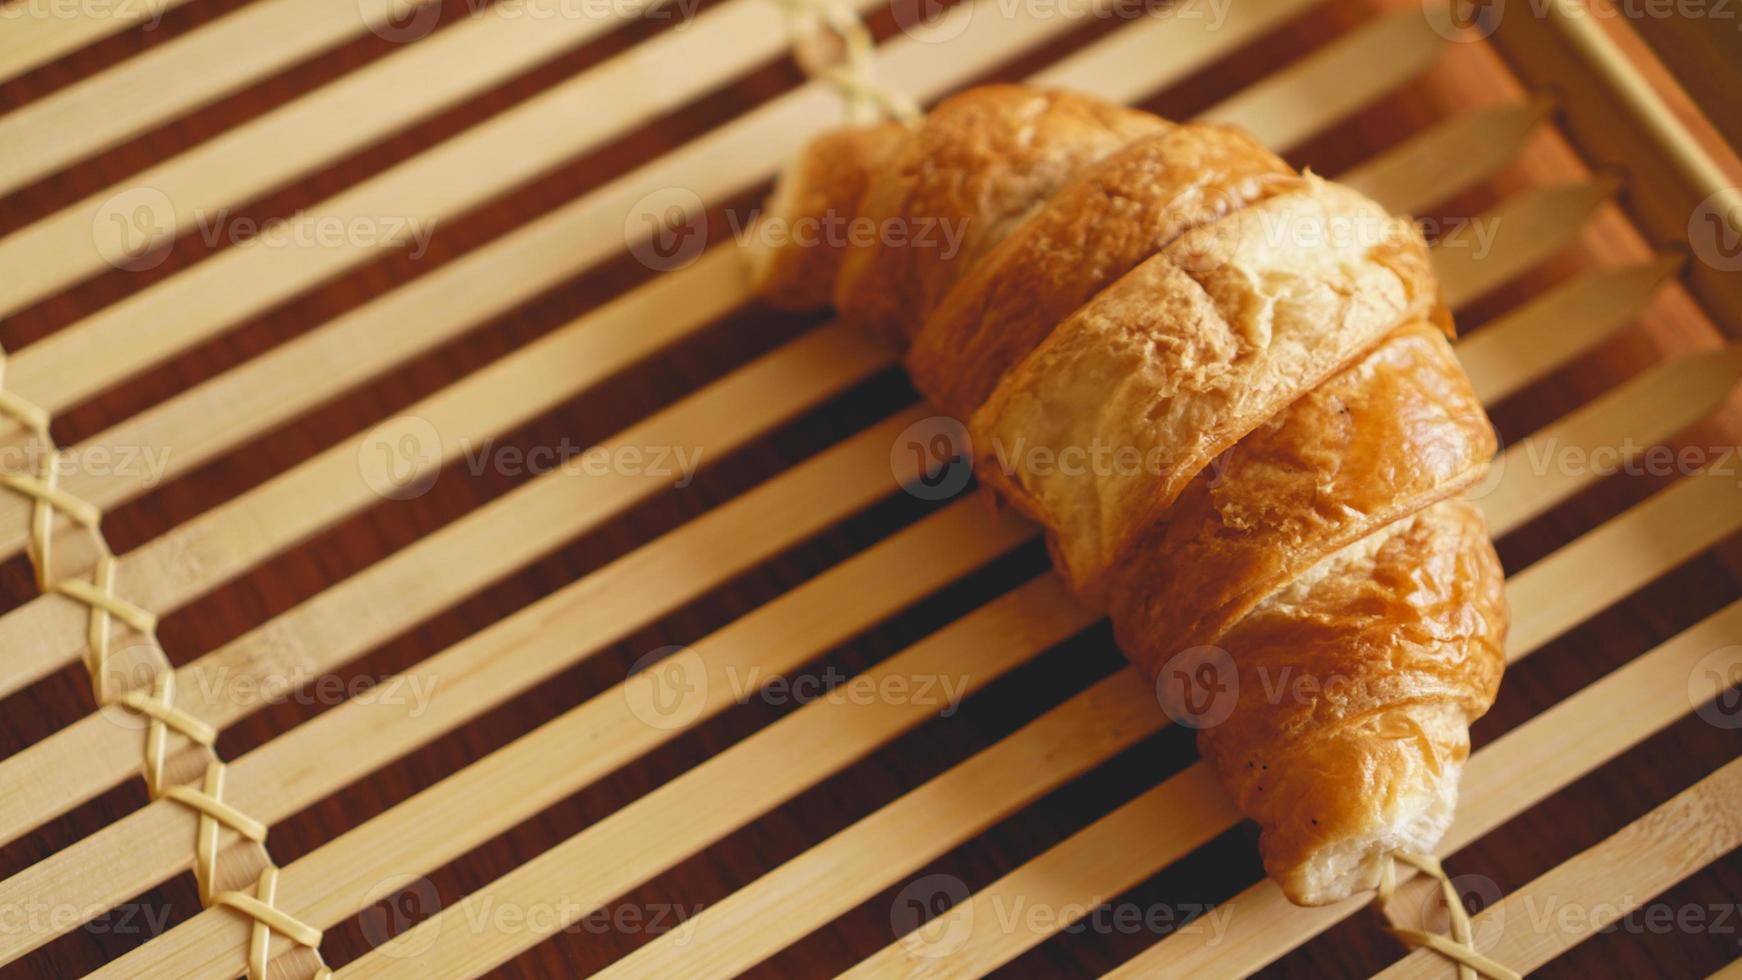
[0,348,329,980]
[775,0,921,125]
[1379,851,1522,980]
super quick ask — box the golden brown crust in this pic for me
[907,123,1301,420]
[746,122,908,311]
[971,176,1440,593]
[745,85,1509,908]
[1194,499,1507,905]
[833,85,1166,345]
[1108,323,1498,673]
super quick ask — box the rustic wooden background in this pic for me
[2,0,1740,975]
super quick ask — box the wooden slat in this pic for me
[1199,5,1450,153]
[338,596,1121,980]
[1026,0,1313,110]
[540,468,1742,980]
[1377,756,1742,979]
[90,577,1101,979]
[0,414,1035,963]
[1502,468,1742,658]
[0,251,768,703]
[0,0,1202,413]
[0,244,742,568]
[599,678,1190,980]
[0,320,894,845]
[1104,598,1742,979]
[0,0,853,320]
[0,0,448,195]
[1711,958,1742,980]
[1435,178,1620,308]
[1458,256,1683,405]
[1340,96,1556,216]
[0,0,198,84]
[1478,344,1742,536]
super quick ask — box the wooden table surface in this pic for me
[2,0,1740,976]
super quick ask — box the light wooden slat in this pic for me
[1199,5,1450,153]
[1377,756,1742,979]
[1026,0,1313,109]
[1434,178,1620,309]
[0,0,1145,413]
[0,250,765,703]
[840,760,1226,980]
[0,0,851,321]
[0,244,742,568]
[0,0,446,195]
[1711,957,1742,980]
[339,597,1122,980]
[1104,600,1742,979]
[1502,467,1742,658]
[92,576,1102,979]
[1478,344,1742,536]
[0,320,893,844]
[0,0,197,83]
[1458,256,1683,405]
[596,675,1189,980]
[0,415,1034,963]
[1340,97,1556,216]
[558,470,1742,980]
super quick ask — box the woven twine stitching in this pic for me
[1377,851,1522,980]
[776,0,920,126]
[0,349,329,980]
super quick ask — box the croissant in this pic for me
[744,84,1508,907]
